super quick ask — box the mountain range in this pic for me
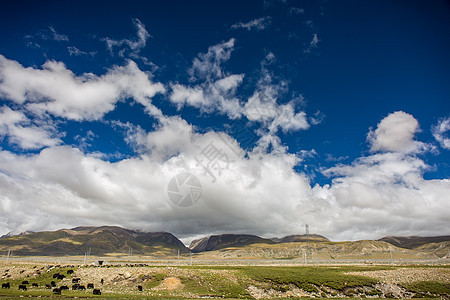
[0,226,448,259]
[0,226,188,256]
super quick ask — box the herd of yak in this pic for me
[1,264,146,295]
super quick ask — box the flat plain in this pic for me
[0,258,449,299]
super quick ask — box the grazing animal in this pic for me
[87,283,94,289]
[100,278,104,285]
[60,285,69,290]
[67,269,74,274]
[32,283,38,287]
[138,285,143,291]
[18,284,27,291]
[1,282,10,289]
[78,285,86,290]
[72,284,80,290]
[57,274,65,280]
[51,281,56,287]
[53,273,60,278]
[21,280,29,285]
[53,288,61,295]
[72,278,80,283]
[45,284,52,289]
[93,288,101,295]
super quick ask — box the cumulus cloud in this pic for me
[0,32,447,243]
[367,111,431,153]
[0,55,165,120]
[432,116,450,150]
[318,151,450,240]
[189,38,236,81]
[170,43,311,134]
[0,124,310,239]
[170,39,243,119]
[0,106,61,149]
[243,53,310,134]
[0,112,449,241]
[231,17,272,31]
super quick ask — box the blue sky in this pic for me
[0,0,449,241]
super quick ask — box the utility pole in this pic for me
[190,252,192,266]
[389,249,393,266]
[315,246,318,265]
[305,224,310,261]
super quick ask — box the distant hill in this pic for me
[0,226,189,256]
[189,234,275,252]
[379,235,450,249]
[1,230,35,238]
[2,227,448,259]
[272,234,330,243]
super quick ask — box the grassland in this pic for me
[0,261,449,299]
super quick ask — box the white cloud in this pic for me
[67,46,96,57]
[0,106,61,149]
[317,151,450,240]
[0,112,449,241]
[432,116,450,150]
[189,38,236,81]
[0,55,165,120]
[367,111,431,153]
[170,42,312,132]
[304,33,319,53]
[269,102,309,133]
[170,85,205,109]
[24,26,69,48]
[171,46,311,135]
[170,75,244,118]
[243,53,310,134]
[231,17,271,31]
[74,130,96,151]
[1,27,447,243]
[289,7,304,15]
[48,26,69,42]
[103,18,150,57]
[169,39,243,119]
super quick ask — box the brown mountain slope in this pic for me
[189,234,275,252]
[379,235,450,249]
[0,226,189,256]
[193,239,444,260]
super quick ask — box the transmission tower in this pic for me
[305,224,310,263]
